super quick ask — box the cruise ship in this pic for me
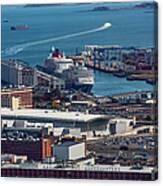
[43,47,94,93]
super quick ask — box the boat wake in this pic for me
[2,22,112,57]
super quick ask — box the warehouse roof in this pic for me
[1,108,110,123]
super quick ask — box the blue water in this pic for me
[1,2,154,96]
[92,70,153,96]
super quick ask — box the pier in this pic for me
[73,45,157,84]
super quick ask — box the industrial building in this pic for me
[34,69,65,90]
[1,87,33,109]
[1,127,53,161]
[84,45,123,69]
[112,91,153,104]
[1,108,110,132]
[107,118,135,135]
[1,59,35,86]
[1,60,65,92]
[1,154,27,164]
[53,127,81,137]
[53,141,85,161]
[1,96,20,110]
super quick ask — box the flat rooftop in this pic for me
[55,141,82,147]
[1,87,33,94]
[1,108,110,123]
[2,162,156,174]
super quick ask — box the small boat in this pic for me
[10,24,30,31]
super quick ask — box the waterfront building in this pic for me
[84,46,155,74]
[112,91,153,104]
[84,45,123,68]
[21,66,35,86]
[1,108,110,132]
[1,87,33,108]
[1,59,35,87]
[34,69,65,90]
[122,48,155,66]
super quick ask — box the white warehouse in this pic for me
[53,141,85,161]
[107,118,135,135]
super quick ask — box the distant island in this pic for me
[24,4,63,8]
[82,2,154,12]
[92,6,130,11]
[134,2,155,9]
[24,3,93,8]
[74,3,92,5]
[23,2,155,10]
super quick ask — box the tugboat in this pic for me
[42,47,94,93]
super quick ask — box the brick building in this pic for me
[1,128,53,161]
[1,87,33,108]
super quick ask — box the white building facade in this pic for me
[53,141,85,161]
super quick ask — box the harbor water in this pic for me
[1,2,154,96]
